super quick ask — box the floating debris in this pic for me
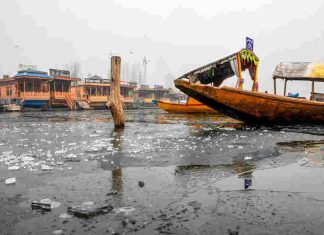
[138,181,145,187]
[31,201,52,211]
[31,198,61,211]
[5,177,16,185]
[67,203,113,219]
[106,191,119,196]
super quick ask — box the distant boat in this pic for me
[0,99,21,112]
[158,97,217,113]
[0,103,21,112]
[174,49,324,125]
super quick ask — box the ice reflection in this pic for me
[235,162,255,190]
[111,128,124,193]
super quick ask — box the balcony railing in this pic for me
[50,91,76,100]
[88,96,108,103]
[19,92,50,100]
[86,95,134,103]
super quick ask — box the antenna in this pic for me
[143,56,149,85]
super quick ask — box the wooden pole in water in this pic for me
[107,56,125,128]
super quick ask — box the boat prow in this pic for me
[175,79,324,125]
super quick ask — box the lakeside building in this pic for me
[0,69,178,110]
[0,69,79,109]
[72,75,137,109]
[134,85,172,108]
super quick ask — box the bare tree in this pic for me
[70,62,81,78]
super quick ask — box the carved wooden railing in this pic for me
[19,92,50,100]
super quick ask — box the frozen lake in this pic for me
[0,109,323,234]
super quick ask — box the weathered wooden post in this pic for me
[107,56,125,128]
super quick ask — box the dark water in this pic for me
[0,110,323,234]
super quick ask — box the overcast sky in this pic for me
[1,0,324,95]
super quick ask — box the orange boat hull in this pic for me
[174,79,324,125]
[157,99,216,113]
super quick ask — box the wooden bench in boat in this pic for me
[311,92,324,102]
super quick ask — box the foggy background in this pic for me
[1,0,324,97]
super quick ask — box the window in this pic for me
[26,81,33,92]
[6,89,12,96]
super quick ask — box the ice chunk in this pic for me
[67,203,113,219]
[220,127,236,131]
[116,206,136,215]
[244,156,252,161]
[41,165,54,170]
[53,230,63,235]
[59,213,73,219]
[39,198,61,209]
[31,201,51,211]
[63,154,80,162]
[22,156,35,162]
[8,166,20,171]
[5,177,16,185]
[82,201,95,206]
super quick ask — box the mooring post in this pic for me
[107,56,125,128]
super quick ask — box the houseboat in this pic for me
[73,75,137,109]
[0,76,21,111]
[48,68,80,110]
[0,68,81,110]
[134,85,171,108]
[5,69,52,109]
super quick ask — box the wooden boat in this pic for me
[174,49,324,125]
[158,97,216,113]
[0,100,21,112]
